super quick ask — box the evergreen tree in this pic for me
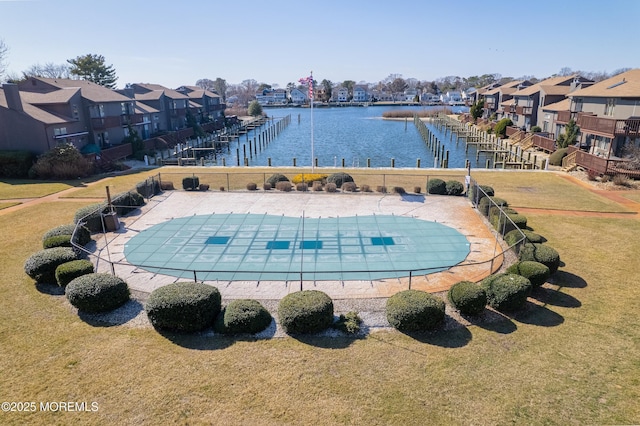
[67,54,118,88]
[556,119,580,148]
[248,100,263,117]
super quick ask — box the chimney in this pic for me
[3,84,24,113]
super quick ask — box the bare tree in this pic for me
[22,62,71,79]
[0,39,9,81]
[195,78,215,91]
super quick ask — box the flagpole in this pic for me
[310,71,314,172]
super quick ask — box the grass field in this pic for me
[1,168,639,425]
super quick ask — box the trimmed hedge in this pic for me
[448,281,487,316]
[386,290,445,332]
[427,178,446,195]
[136,178,161,198]
[278,290,334,334]
[519,243,561,274]
[469,184,495,203]
[74,203,107,233]
[182,176,200,190]
[43,223,91,246]
[145,282,221,332]
[43,234,72,249]
[507,261,550,287]
[504,229,545,246]
[66,273,130,313]
[479,196,508,216]
[445,180,464,196]
[0,150,36,178]
[490,210,527,235]
[24,247,78,284]
[266,173,289,187]
[549,148,569,166]
[326,172,354,188]
[111,191,145,216]
[55,259,94,287]
[481,273,532,311]
[215,299,272,335]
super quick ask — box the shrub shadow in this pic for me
[509,301,565,327]
[157,329,235,350]
[77,300,144,327]
[402,325,472,348]
[400,193,425,203]
[290,332,360,349]
[35,282,65,296]
[548,271,588,288]
[532,286,581,308]
[465,309,517,334]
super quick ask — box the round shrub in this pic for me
[507,261,550,287]
[295,182,308,192]
[469,184,495,203]
[479,196,508,216]
[326,172,354,188]
[518,243,561,274]
[342,182,357,192]
[55,259,94,287]
[246,182,258,191]
[43,223,91,246]
[66,273,130,313]
[43,234,73,249]
[427,178,446,195]
[494,118,513,137]
[445,180,464,196]
[145,282,221,332]
[386,290,445,332]
[216,299,272,335]
[74,203,107,233]
[312,181,323,191]
[481,273,532,311]
[263,182,272,190]
[266,173,289,187]
[504,229,545,246]
[448,281,487,316]
[392,186,406,194]
[276,181,292,191]
[549,147,569,166]
[24,247,78,284]
[325,182,337,192]
[182,176,200,190]
[278,290,334,334]
[491,211,527,235]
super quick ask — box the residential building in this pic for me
[481,80,532,119]
[561,69,640,162]
[15,77,145,151]
[0,83,87,153]
[288,88,307,104]
[175,85,226,129]
[128,83,190,132]
[352,86,369,102]
[331,87,349,102]
[502,75,593,131]
[255,88,287,106]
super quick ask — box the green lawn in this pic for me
[1,169,639,424]
[0,179,77,200]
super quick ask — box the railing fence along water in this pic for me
[71,173,524,292]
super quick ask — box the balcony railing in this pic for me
[91,116,122,130]
[484,101,496,109]
[556,110,572,123]
[121,114,144,126]
[170,108,187,117]
[516,106,533,115]
[532,134,556,153]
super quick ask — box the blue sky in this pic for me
[1,0,638,89]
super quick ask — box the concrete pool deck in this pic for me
[92,190,503,300]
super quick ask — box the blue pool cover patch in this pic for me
[371,237,395,246]
[206,236,230,244]
[124,214,471,281]
[266,241,290,250]
[300,240,323,250]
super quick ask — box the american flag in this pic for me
[298,73,313,100]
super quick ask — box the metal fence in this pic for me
[70,173,525,291]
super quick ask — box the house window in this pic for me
[543,121,549,132]
[54,127,67,136]
[573,98,583,112]
[72,105,79,120]
[604,98,616,116]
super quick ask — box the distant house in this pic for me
[353,86,369,102]
[421,93,441,105]
[288,88,307,104]
[443,91,463,105]
[332,87,349,102]
[255,88,287,106]
[370,90,393,102]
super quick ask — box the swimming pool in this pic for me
[124,213,471,282]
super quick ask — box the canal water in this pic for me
[210,105,489,169]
